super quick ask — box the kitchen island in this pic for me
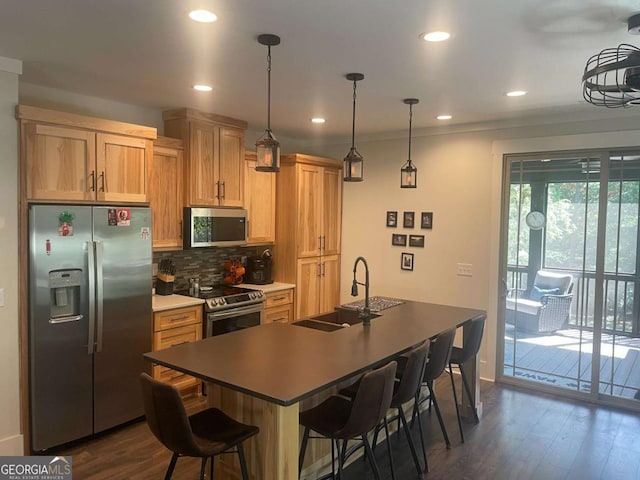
[144,300,485,479]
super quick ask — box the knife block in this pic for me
[156,273,175,296]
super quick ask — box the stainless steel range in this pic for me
[178,285,265,337]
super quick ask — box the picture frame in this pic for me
[392,234,407,246]
[421,212,433,230]
[401,252,414,271]
[409,235,425,248]
[386,211,398,228]
[403,211,415,229]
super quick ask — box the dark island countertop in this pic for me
[143,300,485,406]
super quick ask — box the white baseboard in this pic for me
[0,433,24,455]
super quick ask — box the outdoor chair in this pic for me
[506,270,573,333]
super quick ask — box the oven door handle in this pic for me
[208,303,264,320]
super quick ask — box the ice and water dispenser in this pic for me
[48,269,83,323]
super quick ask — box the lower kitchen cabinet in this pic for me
[263,288,294,324]
[296,255,340,320]
[152,305,202,396]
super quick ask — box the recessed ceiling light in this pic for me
[311,117,326,124]
[193,84,212,92]
[421,31,450,42]
[436,114,452,120]
[506,90,527,97]
[189,9,217,23]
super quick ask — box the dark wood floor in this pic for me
[51,376,640,479]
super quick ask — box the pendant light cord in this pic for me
[408,103,413,161]
[266,45,272,132]
[351,79,357,149]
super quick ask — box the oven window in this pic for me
[210,310,261,336]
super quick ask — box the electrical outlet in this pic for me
[457,263,473,277]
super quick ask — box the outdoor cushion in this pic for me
[505,297,542,316]
[530,286,561,302]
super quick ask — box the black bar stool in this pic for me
[448,313,486,442]
[298,361,397,480]
[139,373,259,480]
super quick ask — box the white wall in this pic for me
[0,57,23,454]
[308,118,640,382]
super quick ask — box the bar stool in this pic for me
[298,361,397,480]
[340,341,431,476]
[139,373,259,480]
[448,313,486,442]
[409,328,456,459]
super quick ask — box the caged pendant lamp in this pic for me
[400,98,418,188]
[343,73,365,182]
[255,34,281,172]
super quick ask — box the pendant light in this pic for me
[343,73,364,182]
[400,98,418,188]
[255,34,281,172]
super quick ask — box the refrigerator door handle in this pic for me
[95,241,105,353]
[87,241,96,354]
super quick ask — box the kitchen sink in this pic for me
[291,308,381,332]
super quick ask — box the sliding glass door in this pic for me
[499,150,640,408]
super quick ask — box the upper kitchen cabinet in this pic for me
[17,105,155,203]
[244,151,276,245]
[163,108,247,208]
[149,136,184,251]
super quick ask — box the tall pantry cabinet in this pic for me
[273,154,342,320]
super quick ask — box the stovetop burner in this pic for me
[176,285,264,311]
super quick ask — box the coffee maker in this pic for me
[246,249,273,285]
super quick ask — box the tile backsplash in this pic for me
[153,247,263,291]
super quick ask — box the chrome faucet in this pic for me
[351,256,371,326]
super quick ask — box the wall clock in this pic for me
[525,210,546,230]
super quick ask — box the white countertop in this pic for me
[237,282,296,294]
[152,294,205,312]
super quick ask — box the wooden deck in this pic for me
[504,324,640,400]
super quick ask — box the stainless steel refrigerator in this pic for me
[29,205,152,451]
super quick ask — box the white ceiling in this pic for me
[2,0,640,142]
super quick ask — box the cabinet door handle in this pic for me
[179,220,182,239]
[321,235,326,251]
[322,262,326,276]
[221,181,226,199]
[318,236,322,252]
[99,171,105,192]
[169,315,190,322]
[271,296,286,302]
[89,170,96,192]
[317,263,322,277]
[274,317,287,323]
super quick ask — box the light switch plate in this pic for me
[457,263,473,277]
[0,288,4,307]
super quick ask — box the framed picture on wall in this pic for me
[403,211,415,228]
[392,234,407,246]
[401,252,414,271]
[409,235,425,248]
[421,212,433,229]
[386,211,398,227]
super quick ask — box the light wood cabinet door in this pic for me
[149,138,184,251]
[244,151,276,244]
[296,164,323,258]
[296,257,322,319]
[319,255,341,314]
[188,121,219,206]
[264,304,293,324]
[218,127,244,207]
[24,123,96,201]
[96,133,150,203]
[322,167,342,255]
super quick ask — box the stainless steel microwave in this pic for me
[183,207,248,248]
